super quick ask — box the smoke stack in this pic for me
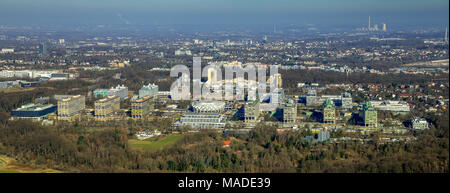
[445,27,448,43]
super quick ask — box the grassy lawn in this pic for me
[0,169,20,173]
[129,134,184,151]
[0,155,61,173]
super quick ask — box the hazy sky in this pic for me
[0,0,448,27]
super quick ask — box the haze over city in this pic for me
[0,0,448,30]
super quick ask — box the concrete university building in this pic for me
[107,85,129,99]
[11,103,57,121]
[363,101,377,127]
[138,83,158,98]
[411,117,429,130]
[303,129,330,143]
[369,100,410,114]
[305,90,352,110]
[175,101,226,129]
[94,84,129,99]
[322,99,336,124]
[306,89,318,106]
[244,100,260,122]
[94,96,120,121]
[93,89,108,98]
[57,95,85,121]
[283,99,297,123]
[131,96,155,119]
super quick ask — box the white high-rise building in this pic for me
[107,85,128,99]
[411,117,429,130]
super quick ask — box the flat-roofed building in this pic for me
[54,95,75,101]
[244,100,260,122]
[0,70,14,78]
[57,95,85,121]
[35,96,50,105]
[369,100,410,113]
[107,85,128,99]
[283,99,297,123]
[306,89,317,106]
[94,96,120,121]
[316,130,330,142]
[267,73,282,88]
[50,73,69,80]
[11,103,57,121]
[363,101,377,127]
[174,101,226,129]
[411,117,429,130]
[94,85,129,99]
[322,99,336,124]
[0,48,14,53]
[177,113,226,129]
[0,81,13,89]
[131,96,155,119]
[259,88,284,111]
[302,129,330,143]
[93,89,108,98]
[138,83,158,98]
[191,101,225,113]
[304,92,352,110]
[341,92,353,110]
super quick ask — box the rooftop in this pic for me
[14,103,56,111]
[97,95,119,103]
[61,94,83,102]
[133,96,152,103]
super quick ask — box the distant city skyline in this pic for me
[0,0,448,30]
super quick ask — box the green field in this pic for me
[129,134,184,151]
[0,169,20,173]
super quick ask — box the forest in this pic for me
[0,109,447,173]
[280,69,448,88]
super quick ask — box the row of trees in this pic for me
[280,69,447,89]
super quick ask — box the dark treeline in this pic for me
[0,88,51,113]
[78,67,173,91]
[280,70,447,88]
[0,110,447,173]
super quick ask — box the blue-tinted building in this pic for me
[19,81,37,88]
[11,103,57,120]
[93,89,108,98]
[39,43,47,56]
